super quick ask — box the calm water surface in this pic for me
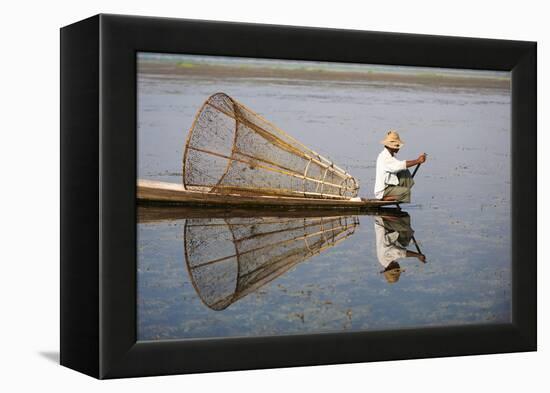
[137,59,511,340]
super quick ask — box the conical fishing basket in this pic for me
[182,93,359,199]
[184,215,359,310]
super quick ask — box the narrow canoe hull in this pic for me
[138,205,408,224]
[137,179,399,210]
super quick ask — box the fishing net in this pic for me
[183,93,359,200]
[184,215,359,310]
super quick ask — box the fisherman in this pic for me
[374,214,426,284]
[374,130,427,203]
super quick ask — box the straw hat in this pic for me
[381,130,404,149]
[382,261,404,284]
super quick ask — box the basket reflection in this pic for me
[184,215,359,310]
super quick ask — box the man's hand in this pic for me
[406,153,427,168]
[417,153,427,164]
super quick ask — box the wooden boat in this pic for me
[138,205,407,224]
[138,179,400,210]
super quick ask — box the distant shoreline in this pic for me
[138,60,511,90]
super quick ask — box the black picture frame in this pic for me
[60,14,536,379]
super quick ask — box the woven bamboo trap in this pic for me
[182,93,359,200]
[184,215,359,310]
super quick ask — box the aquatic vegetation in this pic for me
[176,62,195,68]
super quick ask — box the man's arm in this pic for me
[406,250,426,262]
[406,153,427,168]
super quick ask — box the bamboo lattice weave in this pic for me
[182,93,359,199]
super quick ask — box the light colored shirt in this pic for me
[374,148,407,199]
[374,217,407,268]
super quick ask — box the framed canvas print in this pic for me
[60,14,536,379]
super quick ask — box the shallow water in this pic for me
[137,58,511,341]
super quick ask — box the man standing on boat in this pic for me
[374,130,427,203]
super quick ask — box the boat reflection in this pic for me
[137,206,423,310]
[184,215,359,310]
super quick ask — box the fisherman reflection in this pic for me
[374,213,426,284]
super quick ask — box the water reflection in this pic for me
[184,215,359,310]
[138,206,425,312]
[374,214,426,284]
